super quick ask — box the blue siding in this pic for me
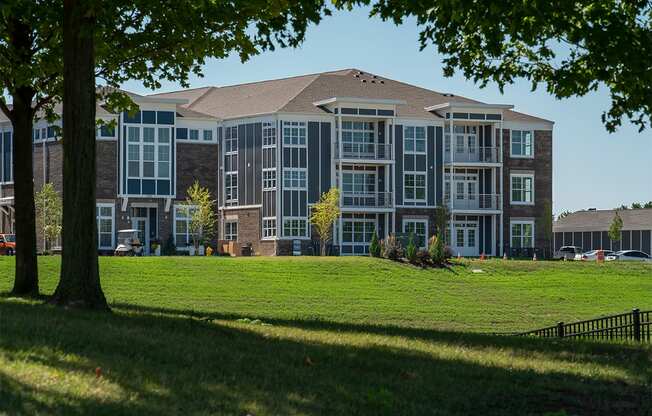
[427,126,435,206]
[320,122,331,194]
[308,122,320,203]
[435,126,443,205]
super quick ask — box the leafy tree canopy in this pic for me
[336,0,652,132]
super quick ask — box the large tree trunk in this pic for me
[51,0,107,310]
[10,88,39,297]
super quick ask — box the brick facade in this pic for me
[502,129,553,256]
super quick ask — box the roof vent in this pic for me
[353,74,360,78]
[372,75,377,79]
[358,71,364,75]
[361,79,367,83]
[443,93,455,97]
[379,80,385,84]
[371,80,376,83]
[587,207,597,211]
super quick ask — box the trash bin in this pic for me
[241,244,252,256]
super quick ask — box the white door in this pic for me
[453,221,479,257]
[454,174,479,210]
[132,217,149,255]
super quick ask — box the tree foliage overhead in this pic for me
[336,0,652,132]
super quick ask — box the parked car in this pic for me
[554,246,582,260]
[0,233,15,255]
[605,250,652,262]
[574,249,615,261]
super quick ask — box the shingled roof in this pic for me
[150,69,554,124]
[553,209,652,232]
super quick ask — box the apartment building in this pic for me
[0,69,554,256]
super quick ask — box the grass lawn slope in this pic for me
[0,257,651,415]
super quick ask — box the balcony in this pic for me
[444,147,500,164]
[445,193,502,211]
[341,191,393,209]
[335,143,392,162]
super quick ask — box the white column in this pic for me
[498,120,504,256]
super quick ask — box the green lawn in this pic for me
[1,257,651,415]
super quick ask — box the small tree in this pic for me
[644,201,652,209]
[428,235,445,265]
[631,202,643,209]
[310,188,341,256]
[183,181,217,255]
[406,234,417,264]
[369,231,381,258]
[433,206,450,244]
[34,183,62,254]
[608,210,623,246]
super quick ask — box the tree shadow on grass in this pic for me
[0,300,649,416]
[112,302,652,373]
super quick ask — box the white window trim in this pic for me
[173,204,197,251]
[510,173,535,206]
[403,171,427,204]
[96,203,115,249]
[283,168,308,190]
[0,129,13,184]
[402,218,428,249]
[262,216,277,240]
[510,220,535,248]
[262,168,277,191]
[341,218,377,255]
[282,121,307,148]
[224,220,238,241]
[403,125,427,155]
[262,121,276,148]
[224,172,238,206]
[125,125,173,196]
[282,216,309,239]
[510,129,534,159]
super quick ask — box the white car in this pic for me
[554,246,582,260]
[574,249,615,261]
[605,250,652,262]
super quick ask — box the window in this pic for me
[174,205,196,249]
[511,130,533,157]
[189,129,199,141]
[511,221,534,248]
[125,125,172,195]
[341,121,375,156]
[263,169,276,190]
[511,174,534,204]
[404,126,426,153]
[263,122,276,146]
[282,121,306,146]
[225,173,238,206]
[283,169,307,189]
[404,173,426,202]
[203,129,213,142]
[225,221,238,241]
[262,218,276,238]
[342,172,375,194]
[342,220,376,254]
[225,128,238,153]
[283,218,307,237]
[96,204,114,249]
[403,219,428,249]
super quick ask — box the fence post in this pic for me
[557,322,565,338]
[633,308,641,342]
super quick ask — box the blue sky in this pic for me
[124,7,652,215]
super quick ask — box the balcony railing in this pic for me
[445,193,502,211]
[342,191,393,209]
[444,146,500,164]
[335,143,392,161]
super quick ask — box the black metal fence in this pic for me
[515,308,651,342]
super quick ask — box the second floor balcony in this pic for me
[444,146,500,164]
[335,143,392,162]
[341,191,393,209]
[444,193,502,211]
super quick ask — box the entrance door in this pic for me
[132,217,149,255]
[453,219,479,257]
[131,206,157,255]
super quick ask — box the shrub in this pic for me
[429,234,445,265]
[369,232,381,258]
[416,249,431,266]
[382,234,402,260]
[406,234,417,264]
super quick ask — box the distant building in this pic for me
[553,208,652,254]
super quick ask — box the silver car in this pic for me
[605,250,652,262]
[574,249,615,261]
